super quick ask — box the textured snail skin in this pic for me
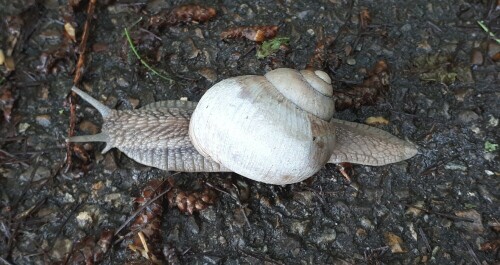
[68,91,229,172]
[68,68,418,185]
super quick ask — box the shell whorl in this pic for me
[264,68,334,121]
[189,68,336,184]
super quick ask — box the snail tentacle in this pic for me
[71,86,112,118]
[67,87,114,153]
[66,133,113,153]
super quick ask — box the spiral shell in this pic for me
[189,68,336,184]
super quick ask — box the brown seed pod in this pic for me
[167,186,218,215]
[149,4,216,29]
[128,179,167,263]
[221,25,279,42]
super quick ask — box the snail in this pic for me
[68,68,418,185]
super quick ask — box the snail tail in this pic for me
[328,119,418,166]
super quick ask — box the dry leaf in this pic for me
[0,49,4,65]
[359,8,371,29]
[64,22,76,42]
[405,201,425,217]
[365,116,389,125]
[455,209,485,234]
[480,239,500,252]
[384,232,406,253]
[4,56,15,71]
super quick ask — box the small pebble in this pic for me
[457,110,479,123]
[4,56,15,71]
[36,114,51,127]
[92,43,108,52]
[297,10,311,19]
[20,166,51,182]
[400,23,412,32]
[346,58,356,65]
[356,228,367,237]
[50,238,73,260]
[198,68,218,83]
[128,97,140,109]
[488,116,498,127]
[199,207,217,222]
[116,77,129,87]
[63,193,75,203]
[18,123,30,133]
[290,220,310,236]
[454,209,485,234]
[406,201,425,217]
[453,88,471,102]
[487,41,500,61]
[78,120,99,135]
[359,216,374,230]
[102,153,117,173]
[194,28,204,39]
[186,216,200,234]
[104,193,122,206]
[76,211,93,227]
[293,191,314,206]
[92,181,105,191]
[408,222,418,241]
[314,228,337,244]
[470,48,483,65]
[39,86,49,100]
[218,236,227,246]
[444,162,468,171]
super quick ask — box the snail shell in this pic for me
[190,69,336,184]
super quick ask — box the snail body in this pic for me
[69,68,417,185]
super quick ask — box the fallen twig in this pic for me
[73,0,95,84]
[418,227,431,254]
[464,239,481,265]
[404,204,475,223]
[65,0,96,172]
[0,256,14,265]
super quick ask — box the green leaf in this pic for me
[485,141,498,152]
[256,37,290,59]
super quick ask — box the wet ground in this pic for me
[1,0,499,264]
